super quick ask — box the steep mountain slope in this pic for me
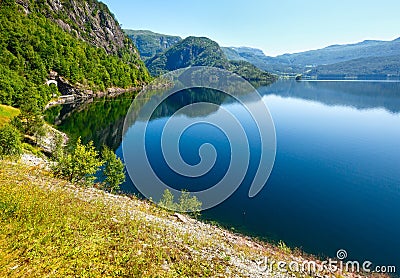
[0,0,150,110]
[17,0,141,56]
[124,29,182,60]
[146,36,276,85]
[222,47,247,61]
[146,36,230,75]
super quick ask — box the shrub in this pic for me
[101,146,125,193]
[159,189,202,216]
[159,189,177,211]
[53,138,102,184]
[178,190,202,214]
[51,132,64,161]
[0,124,22,159]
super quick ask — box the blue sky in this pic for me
[102,0,400,56]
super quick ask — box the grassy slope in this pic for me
[0,105,20,127]
[0,160,366,278]
[0,161,225,277]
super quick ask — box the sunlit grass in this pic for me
[0,161,226,277]
[0,105,20,127]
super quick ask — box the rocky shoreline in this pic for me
[43,70,145,110]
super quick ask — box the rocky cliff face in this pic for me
[16,0,139,56]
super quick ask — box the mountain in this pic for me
[0,0,150,110]
[222,47,305,74]
[222,47,246,61]
[275,38,400,66]
[310,55,400,78]
[146,36,230,75]
[223,38,400,76]
[124,29,182,60]
[145,36,276,85]
[222,47,304,75]
[16,0,141,56]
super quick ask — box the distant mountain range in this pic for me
[125,29,400,79]
[274,38,400,66]
[309,55,400,78]
[223,38,400,78]
[222,47,304,75]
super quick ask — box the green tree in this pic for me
[178,190,202,216]
[0,124,22,159]
[159,189,177,211]
[53,138,102,184]
[51,132,64,161]
[15,98,46,140]
[158,189,202,216]
[49,83,60,98]
[101,146,125,193]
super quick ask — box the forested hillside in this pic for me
[146,36,230,76]
[124,29,182,60]
[146,36,276,85]
[0,0,150,111]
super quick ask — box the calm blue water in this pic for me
[118,80,400,268]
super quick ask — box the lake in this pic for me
[47,80,400,270]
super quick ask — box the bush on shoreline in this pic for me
[53,138,126,192]
[101,146,125,193]
[0,124,22,159]
[53,137,103,184]
[159,189,202,215]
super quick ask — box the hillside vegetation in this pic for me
[0,160,222,277]
[146,36,276,85]
[124,29,182,61]
[0,105,20,127]
[0,0,150,111]
[146,36,230,75]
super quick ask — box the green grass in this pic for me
[0,161,228,277]
[0,105,20,127]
